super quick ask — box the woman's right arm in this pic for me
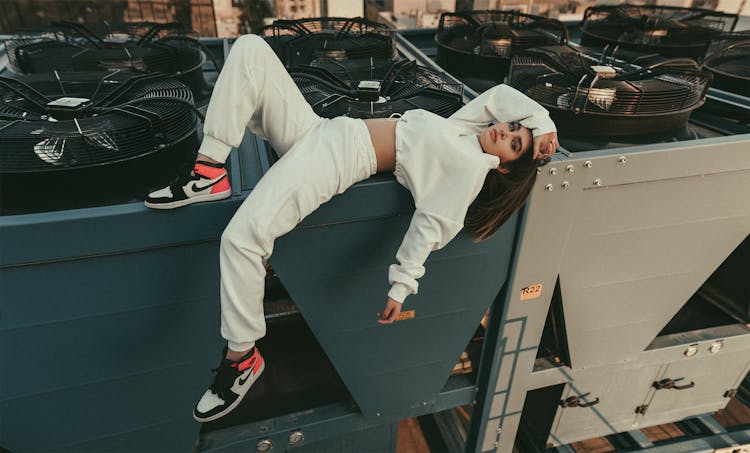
[449,84,556,137]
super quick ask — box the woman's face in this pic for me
[479,122,532,173]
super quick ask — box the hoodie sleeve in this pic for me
[387,209,464,303]
[449,84,556,137]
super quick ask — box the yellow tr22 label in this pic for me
[520,284,543,301]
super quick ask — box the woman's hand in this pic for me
[532,132,559,160]
[377,298,402,324]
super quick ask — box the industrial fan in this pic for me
[580,5,738,60]
[289,57,463,119]
[435,10,567,85]
[4,21,215,101]
[0,71,201,214]
[703,32,750,97]
[507,45,712,137]
[262,17,394,66]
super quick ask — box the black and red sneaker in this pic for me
[145,160,230,209]
[193,347,265,422]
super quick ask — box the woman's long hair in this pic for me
[465,142,541,242]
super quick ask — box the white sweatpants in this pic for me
[199,34,377,351]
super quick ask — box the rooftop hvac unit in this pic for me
[0,72,200,214]
[507,45,712,137]
[435,10,567,84]
[580,5,738,60]
[262,17,395,66]
[4,21,215,102]
[702,32,750,97]
[290,57,464,119]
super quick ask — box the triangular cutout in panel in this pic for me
[536,278,571,369]
[653,235,750,343]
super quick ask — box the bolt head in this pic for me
[593,178,602,186]
[549,167,558,175]
[288,431,304,444]
[618,156,627,163]
[584,161,592,168]
[566,165,574,173]
[709,341,724,353]
[545,184,554,191]
[562,181,570,188]
[684,345,699,357]
[256,439,272,452]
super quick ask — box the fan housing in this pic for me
[289,57,463,119]
[435,10,567,83]
[0,71,200,214]
[5,21,212,102]
[508,45,712,137]
[262,17,395,66]
[580,5,738,60]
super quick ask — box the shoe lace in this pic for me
[209,361,232,400]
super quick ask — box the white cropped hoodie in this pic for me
[387,84,557,303]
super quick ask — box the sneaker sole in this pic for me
[145,190,230,210]
[193,360,265,423]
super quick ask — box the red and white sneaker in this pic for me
[145,161,230,209]
[194,347,265,423]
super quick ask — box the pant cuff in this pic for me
[227,340,256,352]
[198,135,234,164]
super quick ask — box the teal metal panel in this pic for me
[270,179,519,417]
[0,203,235,452]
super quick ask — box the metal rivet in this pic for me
[549,167,557,175]
[536,168,541,175]
[561,181,570,188]
[257,439,273,452]
[684,345,698,357]
[566,165,574,173]
[288,431,304,445]
[709,341,724,353]
[593,178,602,186]
[618,156,627,163]
[376,412,381,417]
[545,184,554,191]
[584,161,592,168]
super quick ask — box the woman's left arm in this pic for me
[450,84,558,158]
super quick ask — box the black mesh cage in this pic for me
[262,17,395,66]
[580,5,738,60]
[289,57,463,119]
[4,21,211,101]
[702,32,750,97]
[435,10,568,82]
[508,45,712,137]
[0,72,200,214]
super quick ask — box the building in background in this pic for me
[376,0,455,28]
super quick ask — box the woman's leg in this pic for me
[198,34,325,163]
[218,118,377,352]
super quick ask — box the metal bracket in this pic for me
[653,378,695,390]
[560,393,600,408]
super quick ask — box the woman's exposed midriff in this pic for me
[364,118,398,173]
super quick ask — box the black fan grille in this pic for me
[434,10,566,82]
[508,46,712,136]
[5,22,209,99]
[436,10,567,54]
[262,17,394,66]
[580,5,738,59]
[0,72,198,173]
[290,58,463,119]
